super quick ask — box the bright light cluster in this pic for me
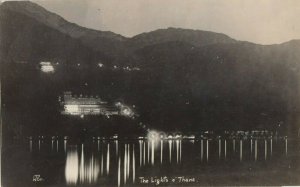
[147,130,159,141]
[64,104,79,114]
[112,65,140,71]
[40,62,55,73]
[115,102,135,118]
[98,63,104,68]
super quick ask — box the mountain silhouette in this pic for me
[1,1,300,134]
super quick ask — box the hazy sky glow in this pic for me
[32,0,300,44]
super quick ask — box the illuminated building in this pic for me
[61,92,119,116]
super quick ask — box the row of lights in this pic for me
[146,131,195,141]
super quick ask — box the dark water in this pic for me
[3,137,300,187]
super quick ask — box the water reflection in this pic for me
[57,139,59,152]
[255,139,258,161]
[133,145,136,183]
[160,140,163,163]
[64,140,67,152]
[218,139,221,159]
[29,138,32,152]
[265,140,267,160]
[51,137,54,151]
[107,144,110,175]
[176,140,179,163]
[124,144,127,184]
[101,151,104,176]
[143,141,146,165]
[169,140,172,163]
[240,140,243,161]
[118,157,121,187]
[151,140,155,165]
[270,139,273,156]
[201,139,203,161]
[139,140,142,166]
[180,140,182,162]
[147,141,150,164]
[250,139,253,155]
[65,145,100,185]
[233,139,236,153]
[224,139,227,159]
[27,137,291,186]
[115,140,118,157]
[65,146,78,185]
[206,140,209,162]
[285,138,288,156]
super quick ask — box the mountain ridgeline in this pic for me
[1,1,300,134]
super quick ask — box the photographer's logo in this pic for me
[33,174,44,182]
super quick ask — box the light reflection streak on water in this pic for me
[133,145,135,183]
[180,140,182,163]
[285,138,288,156]
[127,144,130,179]
[65,147,79,185]
[30,140,32,152]
[265,140,267,160]
[118,156,121,187]
[250,139,253,155]
[79,144,84,182]
[143,142,146,165]
[101,151,104,176]
[224,140,227,159]
[151,140,155,165]
[161,140,163,164]
[255,140,258,161]
[147,141,150,164]
[64,140,67,153]
[56,139,59,152]
[169,140,172,163]
[206,140,209,162]
[240,140,243,161]
[124,144,127,184]
[233,139,236,153]
[176,140,179,163]
[139,140,142,166]
[201,139,203,161]
[91,157,99,183]
[270,139,273,156]
[107,143,110,175]
[38,139,41,151]
[218,139,221,159]
[115,140,118,157]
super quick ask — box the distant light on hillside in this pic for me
[40,62,55,73]
[98,63,104,68]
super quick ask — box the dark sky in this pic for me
[30,0,300,44]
